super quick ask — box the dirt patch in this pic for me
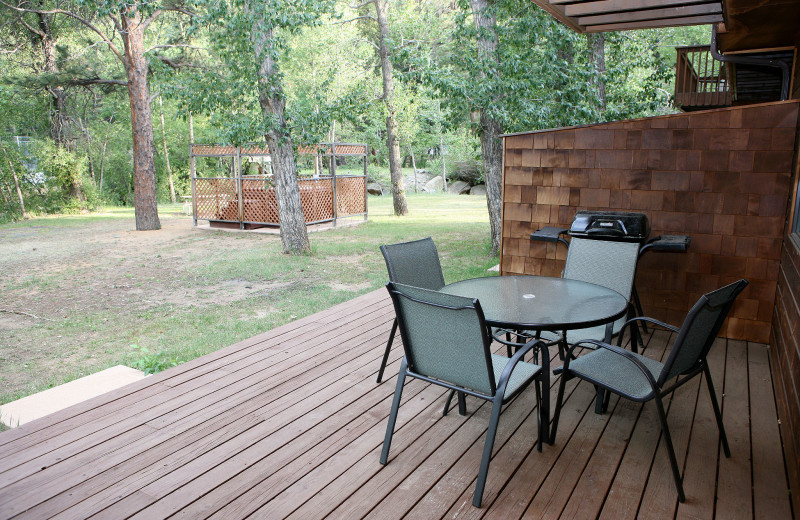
[0,213,288,400]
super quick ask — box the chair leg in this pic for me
[550,369,569,443]
[594,387,606,414]
[443,389,455,416]
[473,396,504,507]
[632,284,648,333]
[654,395,686,502]
[458,392,467,416]
[535,378,543,452]
[377,318,398,384]
[704,364,731,457]
[380,358,407,465]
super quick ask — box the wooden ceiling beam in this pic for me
[578,4,722,25]
[585,13,724,31]
[565,0,719,17]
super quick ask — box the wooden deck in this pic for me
[0,289,793,519]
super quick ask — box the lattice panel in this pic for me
[336,177,367,216]
[194,179,238,221]
[299,179,334,222]
[194,176,364,225]
[192,145,238,156]
[319,144,367,156]
[241,179,279,224]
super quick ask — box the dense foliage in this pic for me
[0,0,710,223]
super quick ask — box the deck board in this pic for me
[0,288,793,520]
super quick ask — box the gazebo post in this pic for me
[363,145,368,221]
[190,143,197,227]
[236,147,243,230]
[331,143,338,227]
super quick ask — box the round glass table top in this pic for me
[439,275,628,330]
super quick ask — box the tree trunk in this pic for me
[375,0,408,216]
[36,10,69,145]
[588,33,607,111]
[1,181,11,207]
[2,145,27,217]
[121,10,161,230]
[99,131,108,194]
[159,95,176,203]
[408,145,418,192]
[249,18,310,255]
[80,118,95,183]
[479,112,502,256]
[469,0,502,255]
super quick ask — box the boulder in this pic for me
[469,184,487,196]
[424,176,444,192]
[447,180,471,195]
[367,182,383,195]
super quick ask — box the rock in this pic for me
[367,182,383,195]
[447,180,471,195]
[424,176,444,192]
[469,184,487,196]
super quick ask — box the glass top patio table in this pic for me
[439,275,628,445]
[439,275,628,332]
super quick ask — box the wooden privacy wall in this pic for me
[500,100,800,344]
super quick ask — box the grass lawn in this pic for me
[0,193,495,406]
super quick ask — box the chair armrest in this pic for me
[530,227,569,248]
[619,316,680,339]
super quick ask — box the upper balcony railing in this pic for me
[674,45,731,111]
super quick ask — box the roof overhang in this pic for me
[529,0,800,52]
[529,0,724,33]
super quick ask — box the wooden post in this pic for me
[331,143,338,227]
[190,113,197,226]
[363,144,368,221]
[236,147,244,230]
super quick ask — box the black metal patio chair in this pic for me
[377,237,446,383]
[549,279,749,502]
[381,282,545,508]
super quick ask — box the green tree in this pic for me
[1,0,196,230]
[183,0,336,254]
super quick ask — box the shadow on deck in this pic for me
[0,289,793,519]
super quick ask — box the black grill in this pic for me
[568,211,650,244]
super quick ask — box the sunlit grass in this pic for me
[1,193,495,404]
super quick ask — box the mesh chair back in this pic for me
[387,283,496,395]
[563,237,640,332]
[659,279,749,385]
[381,237,446,290]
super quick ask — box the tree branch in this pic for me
[346,0,375,8]
[146,43,202,53]
[154,54,199,69]
[66,77,128,87]
[0,0,124,62]
[16,13,44,38]
[0,42,25,54]
[352,37,379,50]
[334,15,376,24]
[141,9,162,31]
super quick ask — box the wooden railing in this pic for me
[674,45,731,110]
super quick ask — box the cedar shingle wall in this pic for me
[771,98,800,513]
[500,101,800,344]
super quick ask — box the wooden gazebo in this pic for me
[190,142,369,230]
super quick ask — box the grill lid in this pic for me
[568,211,651,243]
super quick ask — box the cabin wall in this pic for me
[500,100,799,343]
[501,100,800,508]
[772,106,800,515]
